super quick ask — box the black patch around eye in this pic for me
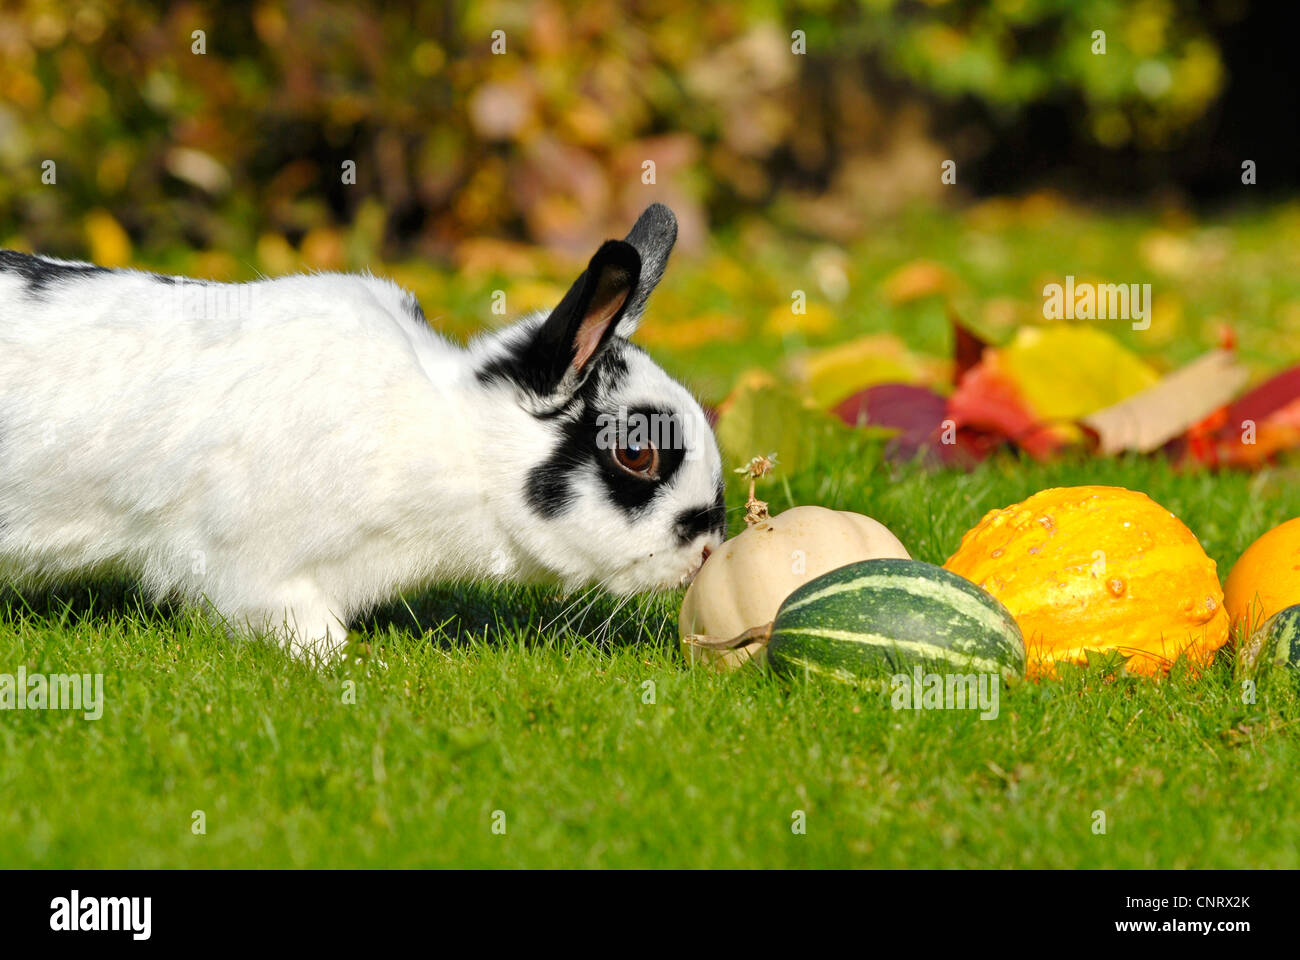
[0,250,108,296]
[524,395,690,520]
[673,477,726,544]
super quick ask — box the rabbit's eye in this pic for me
[613,442,659,479]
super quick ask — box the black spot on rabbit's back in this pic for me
[404,294,426,325]
[0,250,204,297]
[0,250,108,295]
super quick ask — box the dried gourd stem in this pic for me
[685,622,774,650]
[735,453,778,527]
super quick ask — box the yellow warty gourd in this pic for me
[944,485,1229,677]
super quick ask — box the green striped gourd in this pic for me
[1237,603,1300,679]
[766,558,1025,685]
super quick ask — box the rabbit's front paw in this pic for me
[269,599,351,665]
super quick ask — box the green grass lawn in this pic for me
[4,448,1300,869]
[5,203,1300,868]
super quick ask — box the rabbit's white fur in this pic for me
[0,206,725,660]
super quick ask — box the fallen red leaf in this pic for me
[834,383,991,467]
[834,383,946,459]
[1224,366,1300,428]
[948,355,1067,461]
[1178,406,1230,466]
[950,309,989,386]
[1210,365,1300,467]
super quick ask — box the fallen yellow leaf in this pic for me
[883,260,956,304]
[84,209,131,267]
[788,333,948,408]
[998,325,1160,422]
[763,301,835,338]
[881,259,956,305]
[638,310,747,350]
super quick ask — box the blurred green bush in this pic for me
[0,0,1225,265]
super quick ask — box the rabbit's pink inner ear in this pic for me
[571,266,633,373]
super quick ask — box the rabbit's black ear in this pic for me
[618,203,677,334]
[529,240,642,396]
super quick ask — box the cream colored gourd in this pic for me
[680,504,910,671]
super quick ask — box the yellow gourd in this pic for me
[944,485,1229,677]
[1223,517,1300,635]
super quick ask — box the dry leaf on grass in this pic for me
[1081,350,1248,454]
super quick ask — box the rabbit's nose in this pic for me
[700,545,713,563]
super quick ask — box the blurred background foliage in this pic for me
[2,0,1297,402]
[0,0,1255,261]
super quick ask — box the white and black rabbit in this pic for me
[0,203,726,661]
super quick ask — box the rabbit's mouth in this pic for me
[596,541,717,595]
[679,544,713,586]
